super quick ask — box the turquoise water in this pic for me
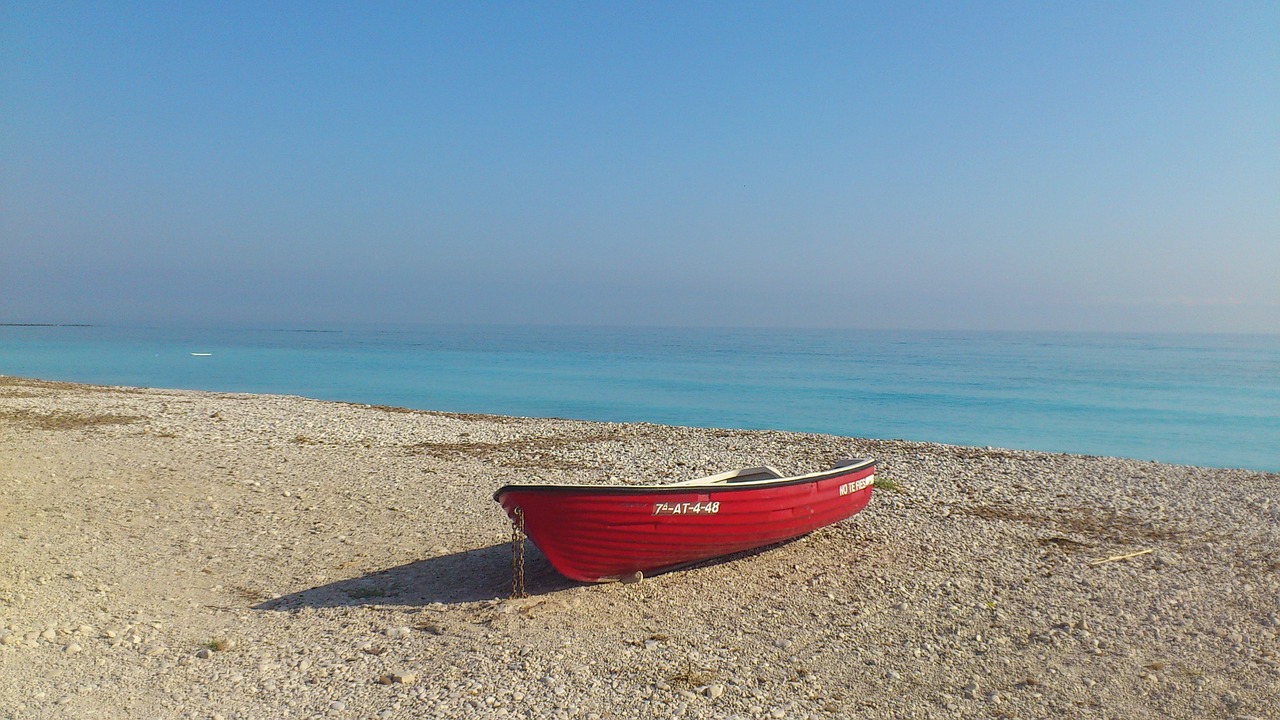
[2,324,1277,472]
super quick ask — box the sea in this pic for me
[2,324,1277,472]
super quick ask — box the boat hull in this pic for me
[494,458,875,582]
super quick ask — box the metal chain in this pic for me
[510,506,527,599]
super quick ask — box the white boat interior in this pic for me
[668,466,784,486]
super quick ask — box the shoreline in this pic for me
[3,371,1274,475]
[5,323,1278,474]
[1,376,1277,718]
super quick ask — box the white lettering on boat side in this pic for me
[652,501,720,516]
[839,476,874,496]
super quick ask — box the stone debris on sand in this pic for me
[0,375,1278,719]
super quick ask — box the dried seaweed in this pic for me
[0,408,143,430]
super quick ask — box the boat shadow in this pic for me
[254,541,577,610]
[255,534,814,612]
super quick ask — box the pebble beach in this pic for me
[1,375,1277,719]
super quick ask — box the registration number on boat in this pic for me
[839,476,874,496]
[652,501,720,516]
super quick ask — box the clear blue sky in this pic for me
[3,1,1277,331]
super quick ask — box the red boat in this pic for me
[493,457,875,582]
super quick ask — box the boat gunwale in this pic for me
[492,457,874,502]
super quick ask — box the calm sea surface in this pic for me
[2,324,1277,472]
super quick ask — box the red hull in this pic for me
[494,458,875,582]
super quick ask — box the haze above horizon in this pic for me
[3,2,1277,333]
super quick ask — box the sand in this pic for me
[1,375,1277,719]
